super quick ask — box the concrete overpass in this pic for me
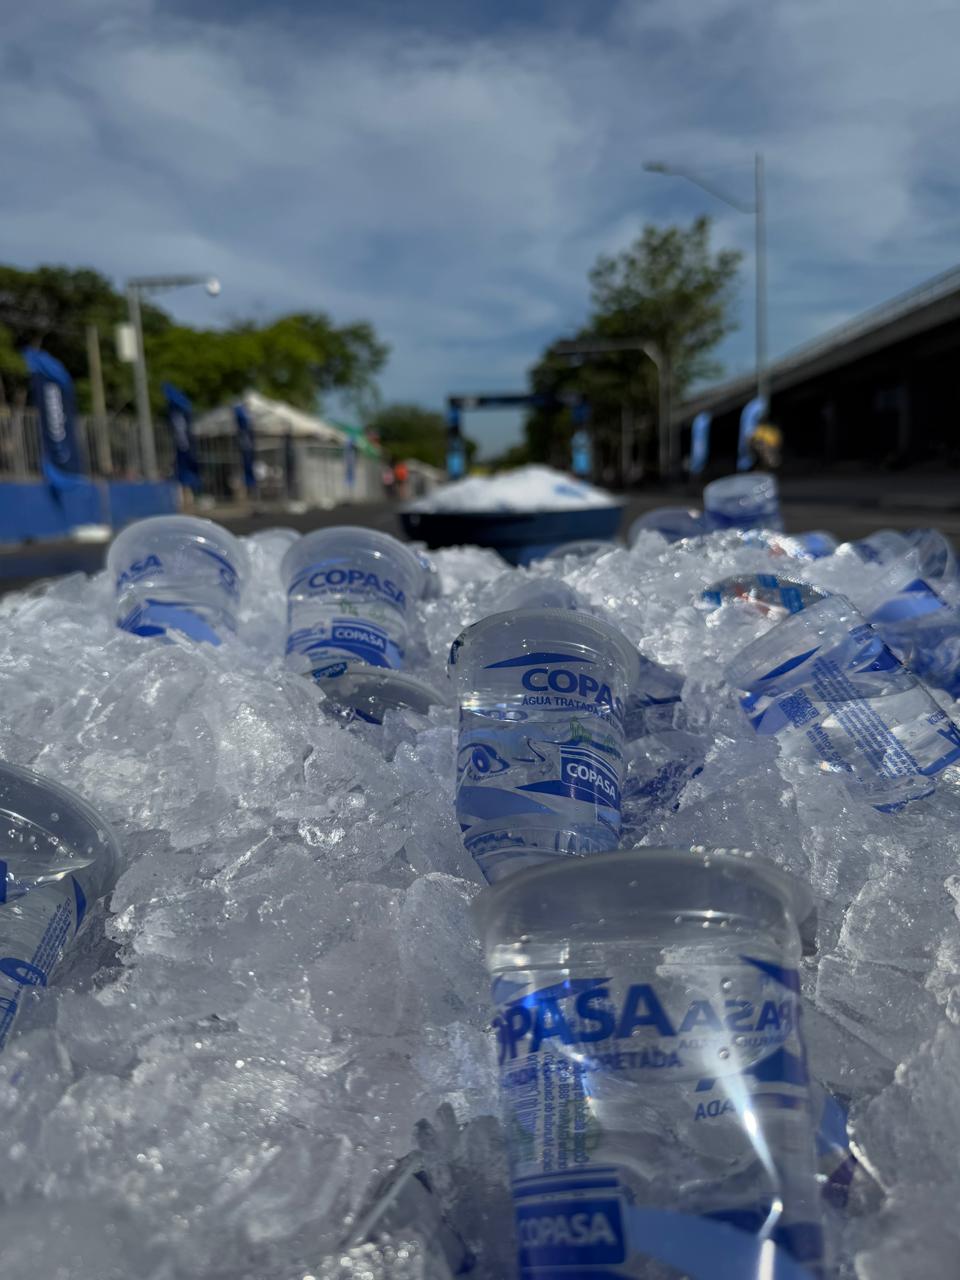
[680,265,960,471]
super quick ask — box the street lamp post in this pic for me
[553,337,672,480]
[644,153,768,411]
[125,274,221,480]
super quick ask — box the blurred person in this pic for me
[751,421,783,469]
[382,460,396,499]
[394,458,409,500]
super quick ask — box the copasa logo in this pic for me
[302,566,406,608]
[561,745,619,806]
[521,667,620,715]
[494,972,799,1064]
[116,553,163,590]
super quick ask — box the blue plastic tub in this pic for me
[399,504,625,566]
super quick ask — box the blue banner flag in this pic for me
[162,382,201,493]
[234,402,257,494]
[447,436,466,479]
[571,428,592,478]
[22,347,86,485]
[738,397,767,472]
[344,436,356,490]
[689,411,712,476]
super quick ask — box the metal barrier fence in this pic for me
[0,411,387,507]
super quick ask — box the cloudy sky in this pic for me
[4,0,959,454]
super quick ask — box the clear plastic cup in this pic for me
[107,515,247,645]
[477,846,824,1278]
[853,534,960,698]
[629,507,707,544]
[448,607,640,882]
[840,529,910,565]
[282,527,425,682]
[536,539,619,564]
[320,668,449,727]
[407,541,443,599]
[703,472,783,532]
[726,594,960,810]
[0,761,121,1050]
[499,576,583,612]
[791,531,838,559]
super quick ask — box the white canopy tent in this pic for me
[193,390,348,444]
[191,391,380,507]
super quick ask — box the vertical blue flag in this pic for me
[344,436,357,489]
[234,402,257,494]
[21,347,86,486]
[447,437,466,479]
[571,399,592,478]
[446,403,465,478]
[162,382,201,493]
[689,411,712,476]
[738,397,767,472]
[571,430,592,478]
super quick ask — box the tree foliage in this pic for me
[366,402,476,468]
[0,264,388,417]
[524,217,742,476]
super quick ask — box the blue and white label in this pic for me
[733,620,960,808]
[455,646,631,878]
[286,618,403,675]
[0,876,88,1050]
[289,563,407,612]
[119,600,228,645]
[493,958,822,1276]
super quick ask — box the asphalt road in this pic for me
[3,487,960,596]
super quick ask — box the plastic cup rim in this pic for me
[474,844,815,937]
[280,525,425,588]
[0,760,122,875]
[724,592,859,688]
[108,515,247,572]
[449,606,641,684]
[322,667,449,713]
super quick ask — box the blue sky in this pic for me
[4,0,960,456]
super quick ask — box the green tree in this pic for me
[525,217,741,478]
[366,402,477,468]
[0,264,169,411]
[146,314,387,416]
[0,263,389,419]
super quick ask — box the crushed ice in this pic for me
[0,525,958,1277]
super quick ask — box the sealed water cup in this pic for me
[726,594,960,810]
[448,607,639,882]
[853,531,960,698]
[477,846,824,1278]
[0,761,121,1050]
[703,472,782,532]
[629,507,706,544]
[107,515,246,645]
[282,527,425,682]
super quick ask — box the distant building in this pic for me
[679,266,960,470]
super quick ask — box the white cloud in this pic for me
[2,0,960,435]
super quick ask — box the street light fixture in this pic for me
[553,337,675,481]
[125,274,221,480]
[644,153,767,411]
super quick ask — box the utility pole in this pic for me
[645,154,768,414]
[126,285,156,480]
[85,323,111,474]
[755,152,768,411]
[125,274,221,482]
